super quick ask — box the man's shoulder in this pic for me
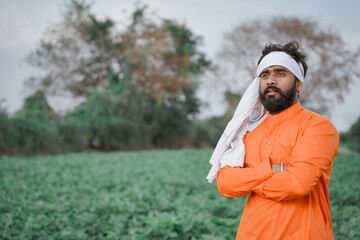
[300,108,338,133]
[301,108,332,124]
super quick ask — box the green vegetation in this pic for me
[341,116,360,152]
[0,1,216,156]
[0,149,358,239]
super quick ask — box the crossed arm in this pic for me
[244,163,287,173]
[217,118,338,201]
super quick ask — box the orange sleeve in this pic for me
[253,116,339,201]
[217,158,274,198]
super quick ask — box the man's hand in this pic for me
[272,163,288,174]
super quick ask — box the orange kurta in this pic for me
[217,102,339,240]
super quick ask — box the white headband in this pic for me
[256,51,305,83]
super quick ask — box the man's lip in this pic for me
[266,89,277,94]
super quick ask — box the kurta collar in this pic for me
[267,102,303,122]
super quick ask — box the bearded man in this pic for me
[206,41,339,239]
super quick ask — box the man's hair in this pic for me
[257,41,308,77]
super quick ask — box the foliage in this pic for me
[20,0,212,154]
[0,101,16,155]
[143,87,202,148]
[0,149,242,240]
[15,91,57,120]
[12,91,60,155]
[0,88,209,155]
[339,135,358,151]
[341,115,360,151]
[185,117,226,148]
[1,149,357,239]
[60,85,200,151]
[329,152,360,239]
[224,91,242,122]
[56,116,88,153]
[25,1,211,105]
[216,17,360,114]
[25,0,115,98]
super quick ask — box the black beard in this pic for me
[259,81,297,114]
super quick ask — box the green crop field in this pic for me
[0,149,359,239]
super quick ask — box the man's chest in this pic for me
[244,120,303,166]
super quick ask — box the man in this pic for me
[208,41,339,239]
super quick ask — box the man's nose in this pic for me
[266,74,276,85]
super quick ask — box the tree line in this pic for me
[1,0,359,156]
[0,1,225,156]
[0,90,226,155]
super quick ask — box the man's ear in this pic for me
[296,79,303,93]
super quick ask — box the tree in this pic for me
[63,89,143,150]
[24,0,212,150]
[344,115,360,152]
[216,17,360,114]
[26,1,211,107]
[25,0,116,98]
[0,100,16,155]
[13,91,60,155]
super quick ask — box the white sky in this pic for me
[0,0,359,132]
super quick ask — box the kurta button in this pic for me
[268,141,271,144]
[266,154,269,158]
[271,117,273,120]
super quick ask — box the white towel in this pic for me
[206,77,266,183]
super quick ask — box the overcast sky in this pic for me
[0,0,359,132]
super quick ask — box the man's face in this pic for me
[259,65,300,114]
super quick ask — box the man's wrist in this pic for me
[272,163,288,173]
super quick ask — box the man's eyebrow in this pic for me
[273,68,288,73]
[260,69,269,75]
[260,68,288,75]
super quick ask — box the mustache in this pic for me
[263,86,283,95]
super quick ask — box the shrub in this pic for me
[0,103,16,155]
[185,116,226,148]
[12,91,60,155]
[342,115,360,152]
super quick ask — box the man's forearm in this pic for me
[217,159,274,198]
